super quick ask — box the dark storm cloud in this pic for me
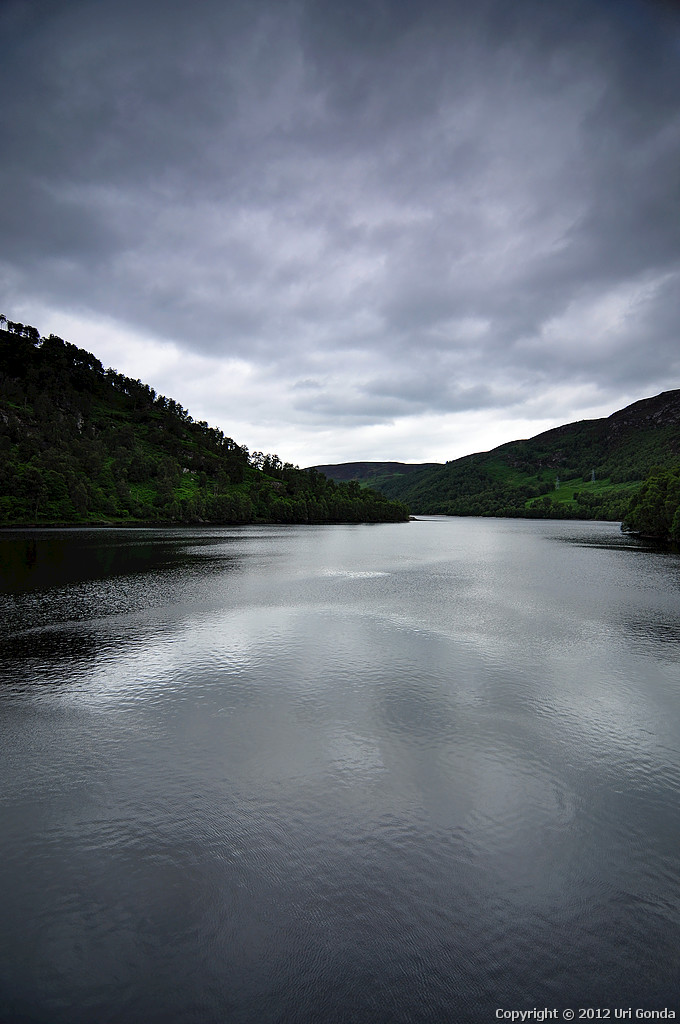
[1,0,679,459]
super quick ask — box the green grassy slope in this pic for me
[0,322,409,526]
[376,390,680,520]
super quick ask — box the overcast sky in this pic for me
[2,0,679,466]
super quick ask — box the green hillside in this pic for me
[374,390,680,522]
[312,461,440,492]
[0,320,409,526]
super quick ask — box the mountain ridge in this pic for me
[315,389,680,521]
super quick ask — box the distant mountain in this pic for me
[339,390,680,521]
[0,320,409,526]
[311,461,441,491]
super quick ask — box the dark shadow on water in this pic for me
[0,527,243,594]
[552,528,679,556]
[0,528,246,642]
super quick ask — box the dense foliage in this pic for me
[621,466,680,541]
[375,391,680,522]
[0,319,409,526]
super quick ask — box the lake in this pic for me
[1,518,679,1023]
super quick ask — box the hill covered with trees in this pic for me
[621,465,680,541]
[0,318,409,526]
[343,390,680,523]
[312,461,441,492]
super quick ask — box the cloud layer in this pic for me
[2,0,679,464]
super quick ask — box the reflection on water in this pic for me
[0,519,679,1023]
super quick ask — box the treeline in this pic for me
[622,466,680,542]
[0,319,409,526]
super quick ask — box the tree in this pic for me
[622,466,680,540]
[22,465,48,520]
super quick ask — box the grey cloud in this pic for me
[2,0,679,459]
[361,376,511,416]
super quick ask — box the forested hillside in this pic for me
[375,390,680,522]
[0,319,409,526]
[312,461,440,491]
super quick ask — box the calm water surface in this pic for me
[1,518,679,1023]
